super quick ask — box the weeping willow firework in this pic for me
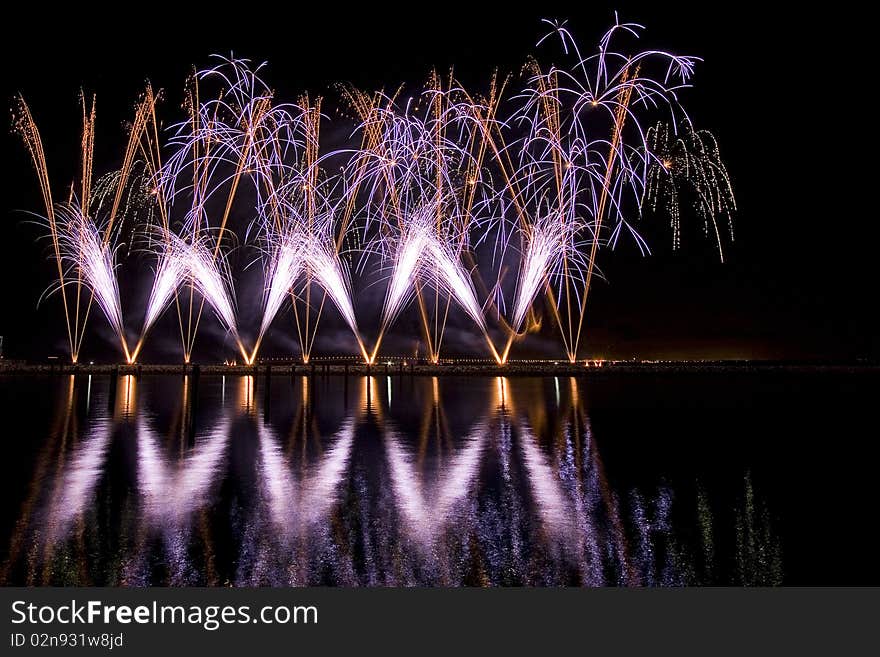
[643,119,736,260]
[15,16,735,365]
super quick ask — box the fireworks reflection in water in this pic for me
[1,374,780,586]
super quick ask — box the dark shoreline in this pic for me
[1,361,876,377]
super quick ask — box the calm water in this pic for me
[1,371,876,586]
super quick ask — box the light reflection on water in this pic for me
[0,373,781,586]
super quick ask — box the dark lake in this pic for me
[1,371,876,586]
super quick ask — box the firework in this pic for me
[16,88,157,363]
[140,242,188,341]
[482,16,707,362]
[178,235,244,358]
[137,229,246,361]
[257,230,305,345]
[55,204,130,361]
[304,237,364,356]
[345,83,499,362]
[511,214,586,334]
[643,119,736,260]
[156,56,312,362]
[254,211,368,363]
[16,17,734,365]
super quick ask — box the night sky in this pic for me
[2,4,875,362]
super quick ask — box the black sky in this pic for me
[1,4,876,362]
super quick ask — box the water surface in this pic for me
[1,371,874,585]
